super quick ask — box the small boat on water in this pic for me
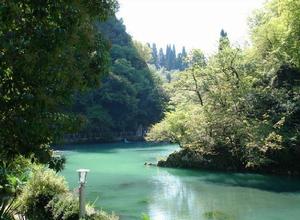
[123,138,130,143]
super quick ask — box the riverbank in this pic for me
[61,133,145,145]
[157,147,300,176]
[61,142,300,220]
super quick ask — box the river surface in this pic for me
[61,142,300,220]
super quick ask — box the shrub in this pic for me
[84,204,119,220]
[17,166,68,220]
[17,166,119,220]
[47,193,79,220]
[0,156,34,219]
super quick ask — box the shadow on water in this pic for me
[165,168,300,193]
[60,142,300,193]
[55,142,173,154]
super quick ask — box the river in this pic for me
[61,142,300,220]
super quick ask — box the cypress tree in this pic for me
[219,29,230,50]
[220,29,227,38]
[158,48,165,68]
[151,43,159,68]
[165,45,172,70]
[171,44,176,70]
[181,46,188,70]
[177,53,182,70]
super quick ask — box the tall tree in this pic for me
[151,43,159,68]
[0,0,118,162]
[151,44,188,71]
[158,48,165,68]
[219,29,230,51]
[180,46,188,70]
[165,45,171,70]
[165,44,177,70]
[171,45,177,70]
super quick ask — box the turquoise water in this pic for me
[61,142,300,220]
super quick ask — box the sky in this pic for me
[117,0,266,54]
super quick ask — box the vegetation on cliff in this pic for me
[70,17,168,138]
[147,0,300,174]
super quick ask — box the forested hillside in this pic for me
[147,0,300,175]
[70,17,168,140]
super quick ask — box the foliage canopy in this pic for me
[0,0,118,161]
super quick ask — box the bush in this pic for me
[47,194,119,220]
[47,193,79,220]
[17,167,68,220]
[17,166,119,220]
[84,204,119,220]
[0,156,35,219]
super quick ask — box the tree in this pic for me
[71,17,168,136]
[151,43,159,68]
[153,44,188,71]
[171,44,177,69]
[178,47,188,70]
[148,0,300,173]
[169,49,207,106]
[219,29,230,51]
[249,0,300,68]
[148,41,257,169]
[220,29,227,38]
[133,41,152,63]
[164,44,177,70]
[0,0,118,162]
[158,48,166,68]
[165,45,171,70]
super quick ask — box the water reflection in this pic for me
[165,169,300,193]
[61,143,300,220]
[148,169,300,220]
[149,169,204,220]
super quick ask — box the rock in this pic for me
[157,147,234,170]
[144,162,156,166]
[157,147,300,175]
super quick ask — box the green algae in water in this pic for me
[137,198,150,204]
[203,211,235,220]
[141,213,151,220]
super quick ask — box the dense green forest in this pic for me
[70,17,168,140]
[0,0,119,162]
[0,1,120,219]
[147,0,300,174]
